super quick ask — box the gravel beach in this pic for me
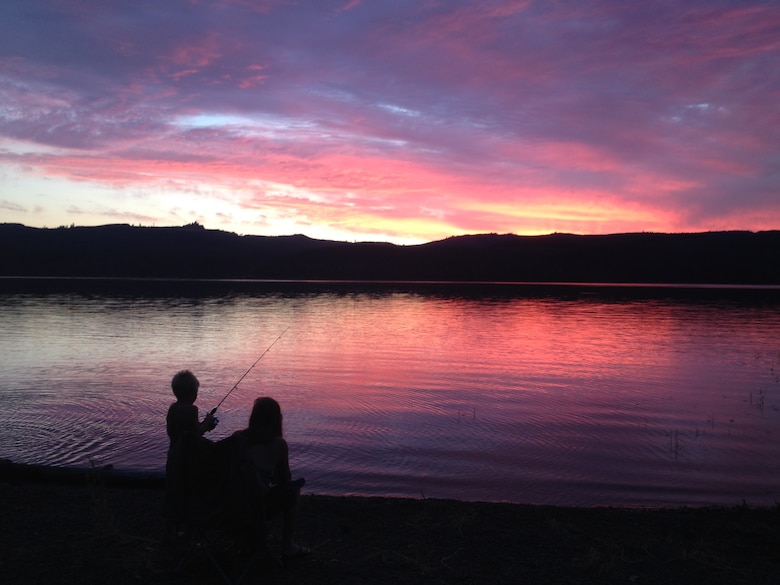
[1,476,778,585]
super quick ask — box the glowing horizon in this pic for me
[2,1,779,245]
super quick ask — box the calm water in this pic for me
[1,279,779,507]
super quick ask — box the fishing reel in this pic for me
[208,408,220,429]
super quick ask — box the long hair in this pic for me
[248,397,283,444]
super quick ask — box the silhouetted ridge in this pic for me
[2,224,778,284]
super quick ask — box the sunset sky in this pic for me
[1,1,779,244]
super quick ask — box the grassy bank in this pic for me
[1,479,778,584]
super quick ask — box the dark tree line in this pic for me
[2,223,779,284]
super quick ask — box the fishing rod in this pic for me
[209,327,289,417]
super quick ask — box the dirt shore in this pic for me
[1,478,778,585]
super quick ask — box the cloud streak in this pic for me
[1,0,779,243]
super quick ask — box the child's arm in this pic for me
[198,410,217,434]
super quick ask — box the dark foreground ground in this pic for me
[1,479,778,585]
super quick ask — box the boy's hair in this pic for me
[171,369,199,402]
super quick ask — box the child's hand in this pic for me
[204,411,218,431]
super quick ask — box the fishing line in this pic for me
[210,327,289,415]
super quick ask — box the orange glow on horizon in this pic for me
[6,140,779,243]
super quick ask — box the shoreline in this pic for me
[0,459,166,489]
[2,471,779,584]
[3,459,776,510]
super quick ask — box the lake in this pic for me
[1,278,779,507]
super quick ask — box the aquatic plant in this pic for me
[667,430,682,459]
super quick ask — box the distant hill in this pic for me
[1,223,779,284]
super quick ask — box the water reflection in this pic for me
[1,279,779,507]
